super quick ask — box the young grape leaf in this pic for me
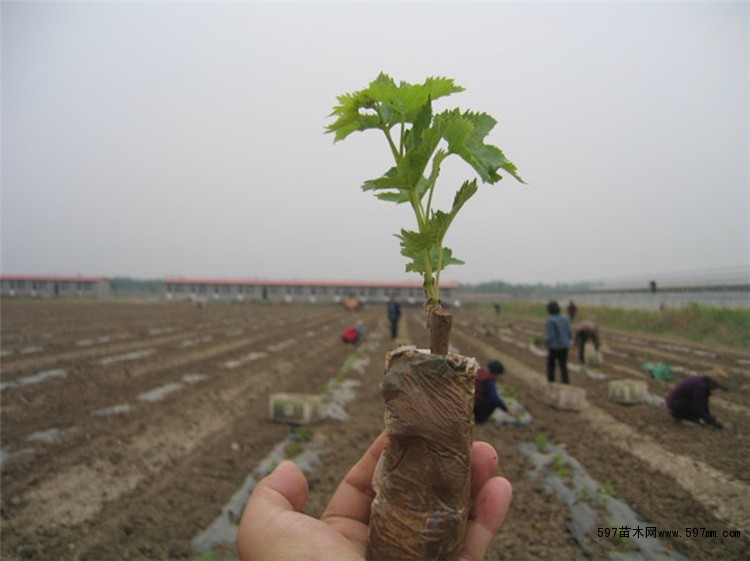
[327,73,524,304]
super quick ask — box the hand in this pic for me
[236,431,513,561]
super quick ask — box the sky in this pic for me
[2,1,748,286]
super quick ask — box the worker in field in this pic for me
[341,320,365,345]
[544,301,572,384]
[665,368,728,428]
[387,294,401,340]
[343,296,361,311]
[566,300,578,321]
[474,360,515,424]
[573,320,602,364]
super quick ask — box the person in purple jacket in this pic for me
[666,370,728,428]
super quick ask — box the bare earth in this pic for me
[1,300,748,560]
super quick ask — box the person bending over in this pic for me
[666,371,728,428]
[474,360,514,424]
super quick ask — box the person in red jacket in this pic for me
[666,370,728,428]
[341,321,364,344]
[474,360,514,424]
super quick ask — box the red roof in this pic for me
[0,274,105,282]
[163,277,459,289]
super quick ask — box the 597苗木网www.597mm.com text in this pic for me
[598,527,742,539]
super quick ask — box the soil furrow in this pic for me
[0,312,346,444]
[1,306,382,560]
[3,301,748,561]
[447,320,750,560]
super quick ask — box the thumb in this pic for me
[252,460,309,512]
[237,461,309,559]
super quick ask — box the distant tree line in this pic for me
[108,277,596,299]
[109,277,163,296]
[459,280,594,298]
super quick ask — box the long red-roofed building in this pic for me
[0,275,110,298]
[0,275,459,304]
[163,277,458,304]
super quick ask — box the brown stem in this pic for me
[427,304,452,355]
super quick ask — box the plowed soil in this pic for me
[1,300,748,560]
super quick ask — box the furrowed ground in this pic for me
[1,300,748,560]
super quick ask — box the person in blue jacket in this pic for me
[387,295,401,340]
[545,301,572,384]
[474,360,514,424]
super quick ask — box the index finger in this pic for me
[322,430,387,524]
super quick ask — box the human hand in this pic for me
[236,431,513,561]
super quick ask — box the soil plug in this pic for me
[369,348,478,560]
[326,73,525,560]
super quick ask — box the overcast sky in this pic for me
[2,1,748,285]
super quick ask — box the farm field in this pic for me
[1,300,748,561]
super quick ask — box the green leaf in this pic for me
[450,179,478,219]
[361,167,412,204]
[400,115,443,196]
[364,74,464,124]
[435,110,525,184]
[426,210,451,243]
[375,190,410,203]
[400,243,465,274]
[405,100,433,152]
[395,224,465,276]
[439,110,499,183]
[396,228,433,254]
[325,73,465,141]
[325,92,383,142]
[436,246,465,270]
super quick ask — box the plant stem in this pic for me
[382,127,400,162]
[399,120,406,158]
[424,151,446,219]
[427,304,452,355]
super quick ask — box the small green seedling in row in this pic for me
[552,453,566,470]
[535,433,549,453]
[292,426,311,442]
[552,453,570,478]
[596,482,616,505]
[615,534,631,547]
[285,440,302,458]
[555,466,571,479]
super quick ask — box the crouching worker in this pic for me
[573,320,602,364]
[474,360,515,424]
[341,321,364,345]
[666,369,729,428]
